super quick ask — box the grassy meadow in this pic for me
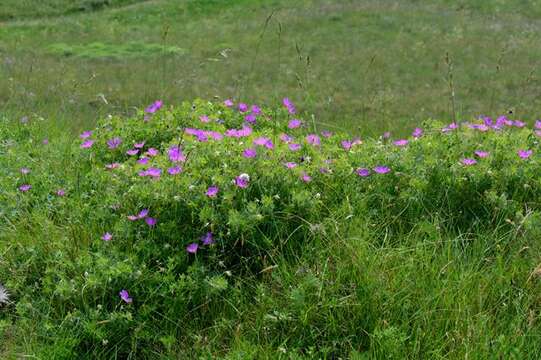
[1,1,541,359]
[2,0,541,134]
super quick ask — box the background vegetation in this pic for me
[1,0,541,134]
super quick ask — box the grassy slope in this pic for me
[1,0,541,135]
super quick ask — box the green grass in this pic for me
[1,1,541,358]
[0,0,147,20]
[47,41,188,59]
[1,0,541,134]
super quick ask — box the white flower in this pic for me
[0,283,10,305]
[239,173,250,182]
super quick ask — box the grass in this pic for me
[1,0,541,358]
[1,0,541,134]
[0,0,147,20]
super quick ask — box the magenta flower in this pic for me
[251,105,261,115]
[288,119,302,129]
[20,167,30,175]
[145,100,163,114]
[383,132,391,139]
[201,232,214,245]
[81,140,94,149]
[185,128,207,142]
[43,138,49,145]
[168,166,182,175]
[513,120,526,128]
[146,148,159,157]
[284,162,297,169]
[126,149,139,156]
[280,133,294,143]
[107,137,122,149]
[207,131,223,141]
[235,174,250,188]
[119,289,132,304]
[319,167,330,174]
[102,232,112,241]
[105,163,120,170]
[518,149,532,159]
[127,215,138,221]
[393,139,409,147]
[186,243,199,254]
[137,157,149,165]
[243,148,257,158]
[199,115,210,123]
[168,146,186,163]
[253,136,269,146]
[134,142,145,149]
[288,143,301,151]
[80,130,92,139]
[494,116,508,129]
[306,134,321,146]
[138,209,149,219]
[373,166,391,174]
[321,130,333,138]
[56,189,66,197]
[412,128,423,138]
[341,140,352,151]
[224,99,234,107]
[301,172,312,182]
[145,217,157,227]
[461,158,477,166]
[474,150,490,158]
[535,120,541,129]
[253,137,274,150]
[148,168,162,177]
[442,122,458,132]
[356,168,370,177]
[206,185,219,198]
[238,103,249,113]
[283,98,296,114]
[245,114,257,123]
[535,130,541,137]
[19,184,31,192]
[469,124,489,132]
[140,167,162,178]
[225,125,252,138]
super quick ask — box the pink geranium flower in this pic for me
[461,158,477,166]
[102,232,112,241]
[119,289,132,303]
[288,119,302,129]
[206,186,219,198]
[186,243,199,254]
[518,149,532,159]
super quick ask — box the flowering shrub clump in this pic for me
[1,100,541,357]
